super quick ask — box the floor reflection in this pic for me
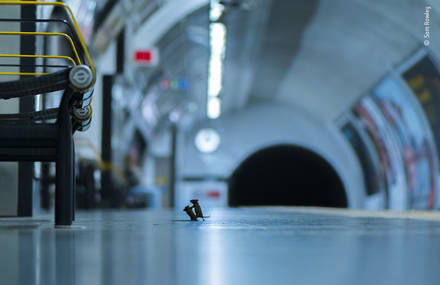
[0,209,440,285]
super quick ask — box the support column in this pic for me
[17,4,36,217]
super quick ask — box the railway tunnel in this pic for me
[228,145,347,207]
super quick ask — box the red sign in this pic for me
[133,48,159,65]
[206,190,220,198]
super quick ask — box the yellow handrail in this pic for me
[0,1,96,82]
[0,54,76,75]
[0,54,76,66]
[0,72,48,76]
[0,31,81,65]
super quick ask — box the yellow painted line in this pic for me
[0,31,81,65]
[0,1,96,83]
[267,206,440,222]
[0,54,76,66]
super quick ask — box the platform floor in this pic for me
[1,207,440,285]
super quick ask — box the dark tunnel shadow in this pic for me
[228,145,347,207]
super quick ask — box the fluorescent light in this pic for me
[208,23,226,98]
[210,1,224,21]
[207,97,221,119]
[207,20,226,119]
[208,58,223,97]
[207,0,227,120]
[210,23,226,53]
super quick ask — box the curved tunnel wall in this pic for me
[171,0,440,210]
[228,145,347,207]
[179,103,366,208]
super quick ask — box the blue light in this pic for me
[178,78,189,90]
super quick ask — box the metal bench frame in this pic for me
[0,1,95,226]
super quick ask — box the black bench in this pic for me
[0,66,94,226]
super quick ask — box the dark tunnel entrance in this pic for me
[228,145,348,207]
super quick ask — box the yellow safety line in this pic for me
[0,54,76,66]
[0,1,96,83]
[0,31,81,65]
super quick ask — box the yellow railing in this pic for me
[0,54,76,75]
[0,1,95,81]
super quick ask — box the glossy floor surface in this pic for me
[1,207,440,285]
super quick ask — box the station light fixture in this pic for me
[208,22,226,98]
[207,0,227,119]
[195,128,221,153]
[210,0,225,21]
[207,97,222,119]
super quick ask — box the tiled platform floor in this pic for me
[1,207,440,285]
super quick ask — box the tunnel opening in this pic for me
[228,145,347,207]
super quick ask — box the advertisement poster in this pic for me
[373,77,434,209]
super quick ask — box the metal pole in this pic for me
[169,123,178,208]
[17,4,36,217]
[101,75,113,205]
